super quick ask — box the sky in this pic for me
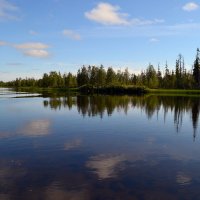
[1,0,200,81]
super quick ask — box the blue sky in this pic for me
[1,0,200,81]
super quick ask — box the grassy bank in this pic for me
[10,85,147,95]
[147,89,200,95]
[79,85,147,95]
[4,86,200,96]
[13,86,79,97]
[79,86,200,95]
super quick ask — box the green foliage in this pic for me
[193,48,200,88]
[106,67,116,85]
[97,65,106,86]
[64,72,77,88]
[1,49,200,91]
[77,66,89,86]
[79,84,147,95]
[145,64,158,88]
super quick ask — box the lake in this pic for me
[1,88,200,200]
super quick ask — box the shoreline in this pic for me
[2,86,200,96]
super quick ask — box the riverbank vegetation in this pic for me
[1,49,200,94]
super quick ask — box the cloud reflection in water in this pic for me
[19,119,51,137]
[0,119,51,139]
[86,154,126,179]
[64,139,82,151]
[176,172,192,186]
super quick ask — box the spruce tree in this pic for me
[193,48,200,88]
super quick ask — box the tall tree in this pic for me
[97,65,106,86]
[106,67,116,85]
[157,64,162,88]
[77,66,89,86]
[123,68,130,85]
[145,64,158,88]
[193,48,200,88]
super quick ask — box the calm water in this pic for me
[1,88,200,199]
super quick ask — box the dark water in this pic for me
[1,88,200,200]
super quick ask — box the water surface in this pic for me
[1,88,200,199]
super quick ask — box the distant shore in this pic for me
[4,86,200,96]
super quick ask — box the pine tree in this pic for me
[193,48,200,88]
[106,67,116,85]
[157,64,162,88]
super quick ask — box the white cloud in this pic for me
[85,2,164,26]
[85,2,130,25]
[182,2,199,11]
[62,29,81,40]
[23,49,50,58]
[14,42,49,50]
[14,42,50,58]
[0,0,18,20]
[0,41,51,58]
[149,38,159,42]
[131,18,164,26]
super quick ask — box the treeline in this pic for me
[3,72,77,88]
[2,49,200,89]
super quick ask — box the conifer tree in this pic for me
[193,48,200,88]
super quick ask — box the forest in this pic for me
[1,49,200,90]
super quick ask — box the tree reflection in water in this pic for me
[43,95,200,140]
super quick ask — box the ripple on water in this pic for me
[176,172,192,186]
